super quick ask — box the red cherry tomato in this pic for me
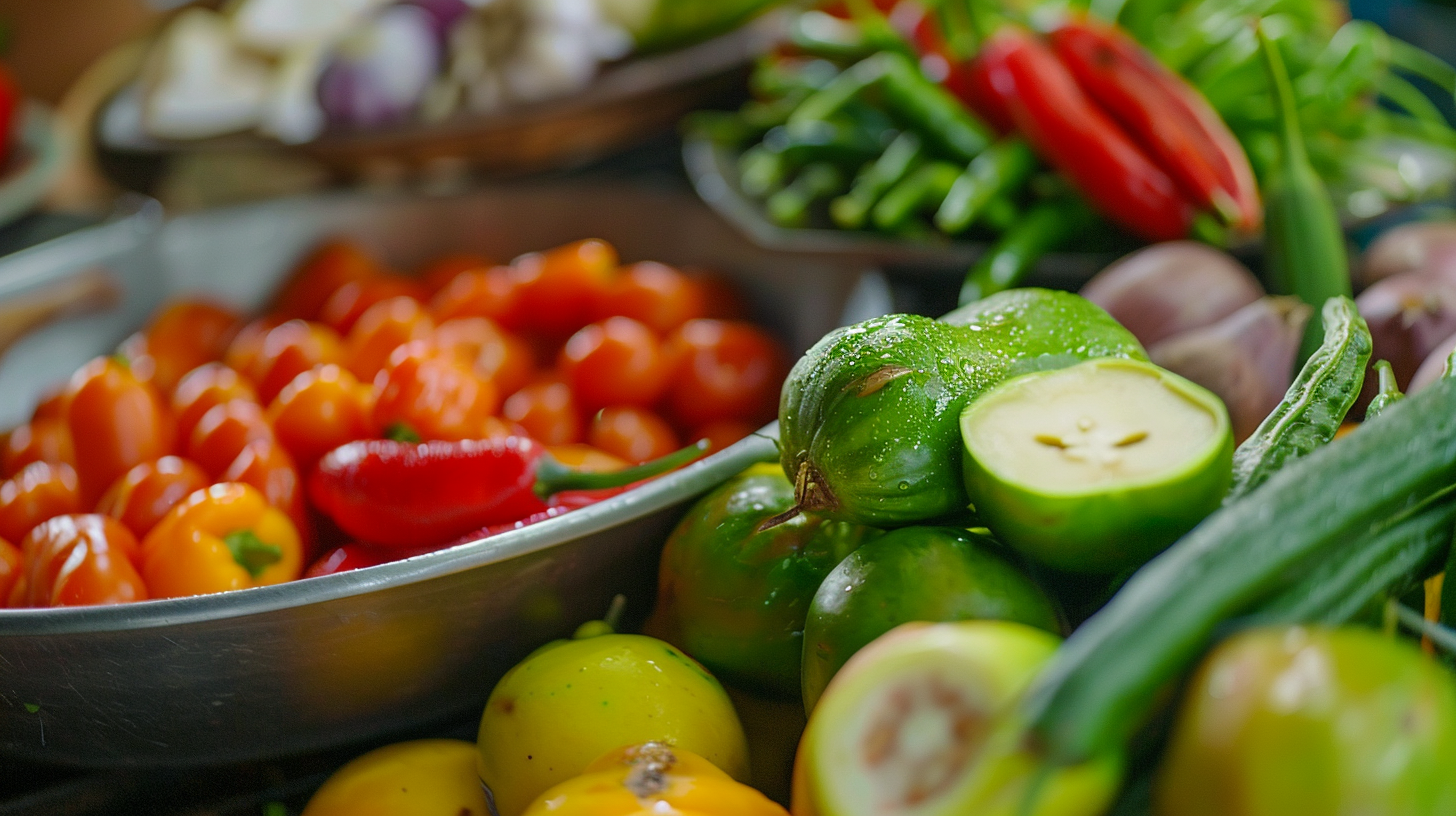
[0,461,82,546]
[595,261,707,333]
[15,514,147,608]
[222,438,313,556]
[320,277,429,335]
[419,252,495,294]
[132,299,242,396]
[2,418,76,477]
[559,317,669,410]
[430,266,525,330]
[172,363,260,445]
[512,240,619,337]
[663,320,788,428]
[273,240,385,321]
[502,381,582,445]
[96,456,210,539]
[371,342,500,442]
[188,400,277,477]
[248,320,348,404]
[691,419,758,453]
[66,357,175,507]
[31,387,70,423]
[588,406,680,464]
[345,296,436,382]
[268,364,372,470]
[223,317,284,378]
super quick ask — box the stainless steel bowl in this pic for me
[0,185,876,767]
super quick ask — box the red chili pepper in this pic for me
[907,11,1016,135]
[1049,17,1262,233]
[976,27,1197,242]
[309,437,709,549]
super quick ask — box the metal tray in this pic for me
[0,184,877,768]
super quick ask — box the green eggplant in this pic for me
[800,525,1061,712]
[778,289,1146,527]
[650,463,881,700]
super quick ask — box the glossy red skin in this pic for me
[595,262,708,334]
[320,278,429,335]
[304,542,404,578]
[0,64,19,167]
[15,514,147,607]
[172,363,260,444]
[2,418,76,476]
[503,381,583,445]
[273,240,384,321]
[977,28,1197,242]
[908,10,1017,135]
[559,317,669,410]
[224,439,313,555]
[663,320,787,428]
[66,357,175,508]
[512,240,619,338]
[309,438,553,548]
[188,400,276,477]
[1050,18,1262,232]
[0,461,81,546]
[430,266,525,329]
[96,456,209,539]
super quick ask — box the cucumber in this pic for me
[777,290,1145,527]
[1022,374,1456,766]
[1225,296,1371,503]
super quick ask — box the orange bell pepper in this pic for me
[142,482,303,599]
[521,742,789,816]
[13,514,147,607]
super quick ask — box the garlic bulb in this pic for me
[143,8,272,140]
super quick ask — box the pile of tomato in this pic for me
[0,238,788,608]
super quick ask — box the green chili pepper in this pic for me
[935,140,1037,235]
[832,131,925,230]
[1225,296,1371,504]
[1365,360,1405,422]
[958,199,1095,306]
[1258,22,1353,364]
[768,163,848,228]
[872,161,962,232]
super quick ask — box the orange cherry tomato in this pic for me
[66,357,174,507]
[432,318,535,396]
[420,252,495,294]
[0,537,18,605]
[596,261,708,333]
[559,317,669,410]
[222,439,312,555]
[223,317,284,378]
[588,406,680,464]
[97,456,210,539]
[31,387,70,423]
[371,342,500,442]
[429,265,525,330]
[130,300,242,395]
[663,320,788,428]
[172,363,260,445]
[2,418,76,476]
[503,381,583,445]
[0,461,82,546]
[513,240,619,337]
[188,400,277,478]
[319,277,429,335]
[545,444,630,473]
[268,364,372,469]
[691,420,758,453]
[273,240,385,321]
[16,514,147,607]
[345,296,436,382]
[248,320,348,404]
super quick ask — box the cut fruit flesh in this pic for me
[963,361,1221,495]
[797,621,1120,816]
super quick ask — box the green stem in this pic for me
[224,530,283,579]
[534,440,711,499]
[1259,22,1308,170]
[1365,360,1405,422]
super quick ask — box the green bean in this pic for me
[767,164,848,228]
[958,199,1094,306]
[871,161,962,232]
[934,140,1037,235]
[832,131,925,230]
[740,145,788,198]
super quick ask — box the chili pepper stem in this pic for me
[533,440,711,500]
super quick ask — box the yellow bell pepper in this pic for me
[302,739,491,816]
[141,482,302,598]
[523,742,788,816]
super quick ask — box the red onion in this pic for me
[1080,242,1265,347]
[317,4,440,128]
[1354,270,1456,389]
[1149,297,1311,443]
[1410,332,1456,394]
[1360,221,1456,288]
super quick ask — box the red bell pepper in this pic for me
[309,437,709,548]
[1049,17,1262,233]
[975,27,1197,242]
